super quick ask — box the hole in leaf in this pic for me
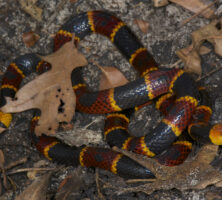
[216,22,221,30]
[58,99,65,113]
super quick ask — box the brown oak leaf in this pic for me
[1,40,88,136]
[15,173,51,200]
[176,19,222,75]
[97,65,128,90]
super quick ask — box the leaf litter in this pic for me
[1,2,222,198]
[177,18,222,75]
[110,145,222,195]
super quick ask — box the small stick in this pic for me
[180,0,218,27]
[196,65,222,82]
[7,176,17,191]
[169,59,183,68]
[7,167,56,175]
[95,169,105,200]
[160,59,183,68]
[83,118,102,130]
[126,178,156,183]
[5,157,28,170]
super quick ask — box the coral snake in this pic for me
[1,11,222,179]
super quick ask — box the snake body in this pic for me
[0,11,221,179]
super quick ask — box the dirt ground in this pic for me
[0,0,222,199]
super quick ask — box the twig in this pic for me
[7,176,17,191]
[5,157,28,170]
[169,59,183,68]
[83,118,102,130]
[95,169,105,200]
[7,167,56,175]
[205,36,222,40]
[160,59,183,68]
[100,178,119,190]
[126,178,156,183]
[196,65,222,82]
[180,0,218,27]
[2,168,8,189]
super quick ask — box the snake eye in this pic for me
[209,124,222,145]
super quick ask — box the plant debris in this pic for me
[205,190,222,200]
[169,0,216,19]
[27,160,49,180]
[55,170,85,200]
[1,1,222,199]
[18,0,42,22]
[134,19,149,34]
[15,173,52,200]
[199,45,212,55]
[111,144,222,195]
[153,0,169,7]
[1,40,88,136]
[22,31,40,47]
[176,19,222,75]
[94,63,128,90]
[0,150,6,194]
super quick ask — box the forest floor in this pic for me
[0,0,222,199]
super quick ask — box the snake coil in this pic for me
[0,11,222,179]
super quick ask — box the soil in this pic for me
[0,0,222,199]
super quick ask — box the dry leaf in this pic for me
[55,170,84,200]
[95,64,128,90]
[199,45,211,55]
[22,31,40,47]
[153,0,169,7]
[205,191,222,200]
[176,19,222,75]
[207,35,222,57]
[113,144,222,195]
[27,160,49,180]
[0,150,8,190]
[19,0,42,21]
[169,0,215,18]
[176,46,202,75]
[1,40,88,136]
[15,173,51,200]
[134,19,149,34]
[0,150,5,169]
[191,20,222,51]
[194,19,222,56]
